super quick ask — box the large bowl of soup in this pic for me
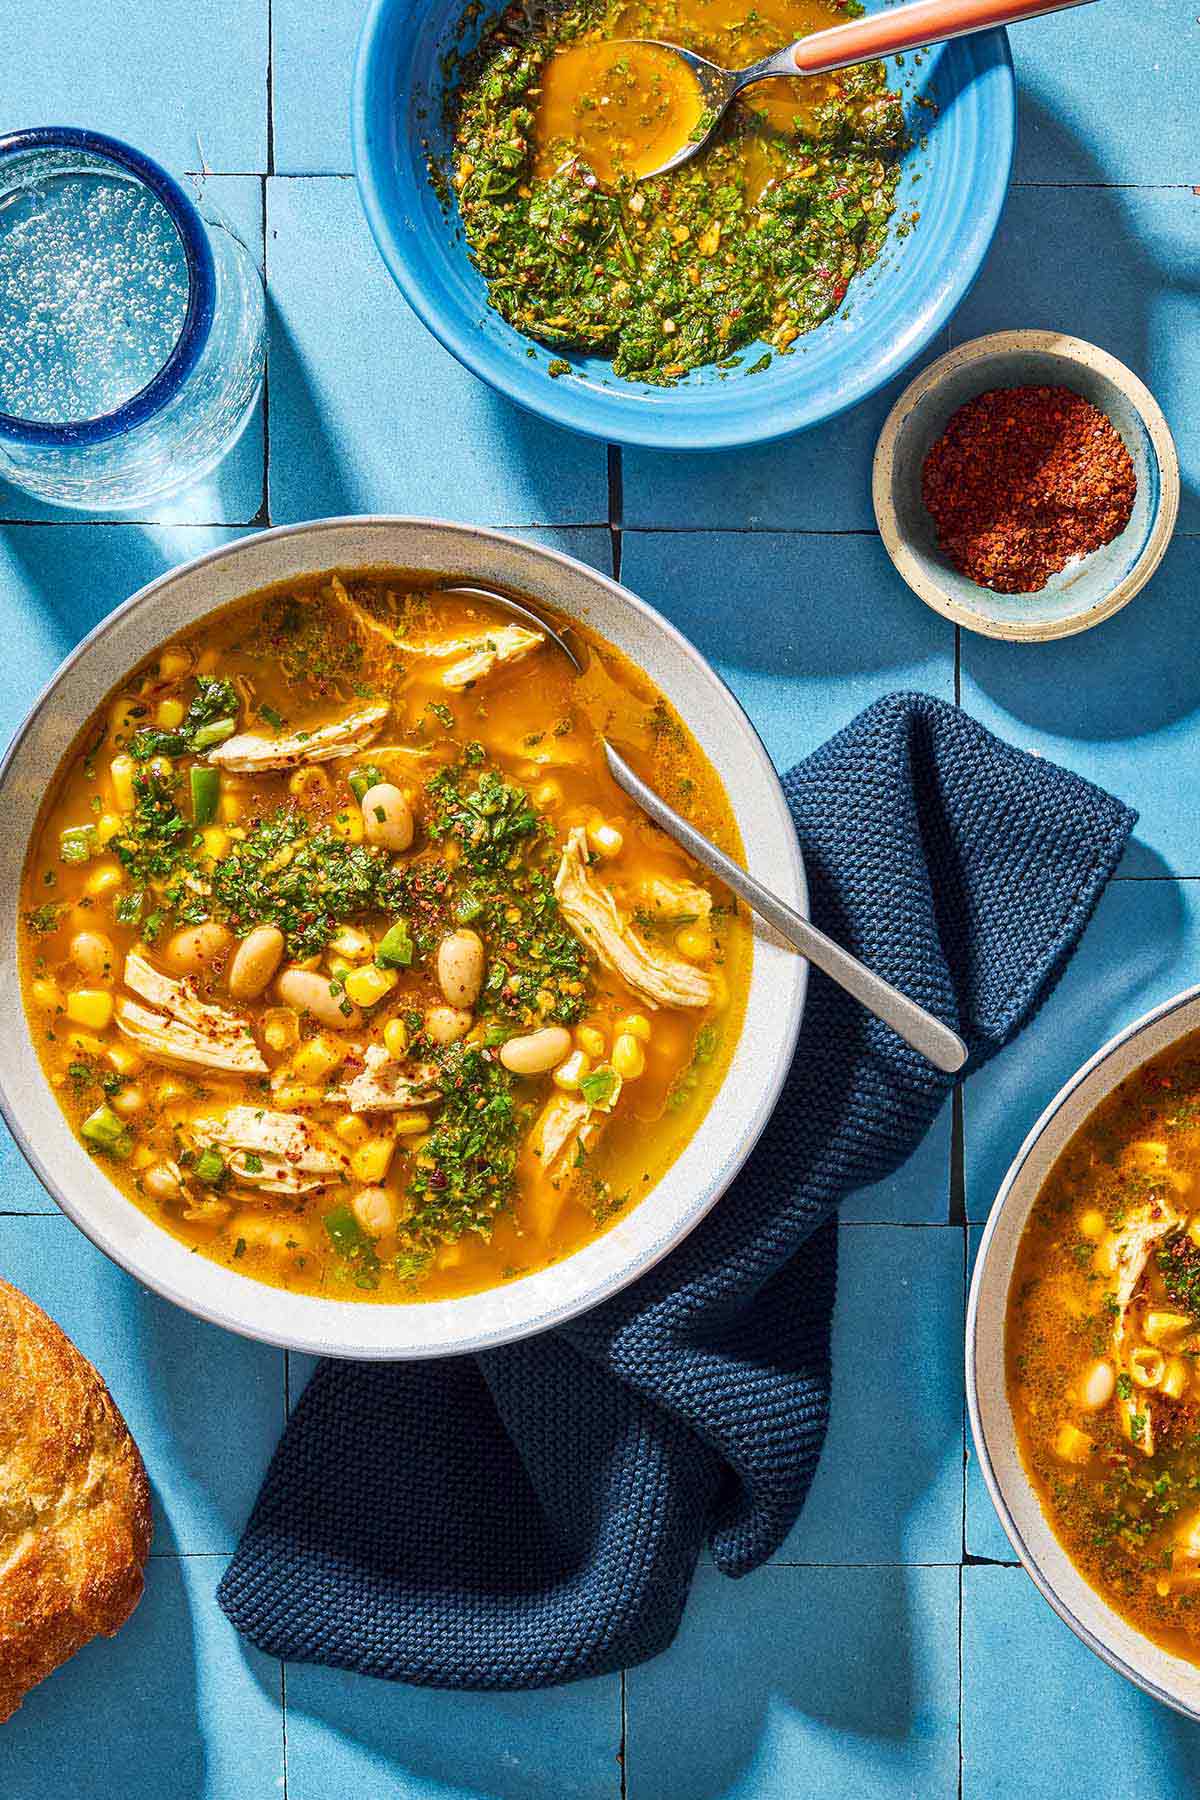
[969,986,1200,1720]
[351,0,1015,450]
[0,519,805,1359]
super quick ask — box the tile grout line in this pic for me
[620,1666,629,1800]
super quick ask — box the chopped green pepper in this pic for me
[191,718,237,752]
[190,765,220,826]
[81,1104,132,1158]
[376,919,414,968]
[59,825,94,864]
[194,1147,226,1184]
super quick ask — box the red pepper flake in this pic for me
[920,385,1137,594]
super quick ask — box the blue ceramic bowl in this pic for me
[872,331,1181,641]
[351,0,1015,452]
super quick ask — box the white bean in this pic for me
[276,966,363,1030]
[1079,1359,1116,1411]
[162,920,231,974]
[424,1004,473,1045]
[361,782,414,853]
[500,1026,572,1077]
[351,1186,396,1238]
[437,929,485,1007]
[228,925,286,1000]
[142,1163,181,1202]
[70,929,117,983]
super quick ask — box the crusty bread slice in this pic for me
[0,1275,152,1722]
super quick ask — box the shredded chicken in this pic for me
[344,1046,442,1114]
[554,828,714,1010]
[1105,1197,1181,1456]
[116,952,266,1075]
[206,702,389,773]
[631,874,713,924]
[190,1106,350,1195]
[337,586,543,691]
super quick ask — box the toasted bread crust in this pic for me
[0,1276,152,1722]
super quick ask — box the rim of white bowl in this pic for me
[967,982,1200,1720]
[0,518,807,1360]
[873,330,1181,643]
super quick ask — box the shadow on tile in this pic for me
[266,294,358,520]
[625,1565,959,1799]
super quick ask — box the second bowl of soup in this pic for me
[970,985,1200,1720]
[0,519,805,1358]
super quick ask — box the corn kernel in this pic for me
[587,820,624,859]
[1055,1423,1093,1464]
[106,1042,143,1076]
[1163,1357,1191,1401]
[94,812,123,846]
[576,1024,607,1060]
[270,1082,328,1108]
[31,978,61,1010]
[156,1078,190,1104]
[84,861,124,898]
[66,1031,108,1056]
[201,826,230,860]
[155,697,187,729]
[66,989,114,1030]
[292,1034,348,1082]
[1189,1216,1200,1251]
[330,807,365,843]
[383,1018,410,1060]
[675,926,713,961]
[343,963,399,1008]
[1144,1311,1193,1344]
[394,1110,432,1138]
[148,756,173,781]
[534,779,563,811]
[612,1033,646,1080]
[262,1010,299,1053]
[158,647,192,681]
[112,1084,145,1116]
[334,1115,371,1148]
[553,1049,591,1092]
[131,1144,157,1170]
[351,1137,395,1183]
[218,792,243,824]
[1078,1209,1106,1242]
[109,753,136,812]
[617,1012,652,1043]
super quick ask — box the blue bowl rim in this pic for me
[0,126,216,448]
[350,1,1017,452]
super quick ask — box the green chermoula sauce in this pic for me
[451,0,906,385]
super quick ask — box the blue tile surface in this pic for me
[963,877,1200,1223]
[961,538,1200,880]
[0,177,266,526]
[0,1217,284,1553]
[951,185,1200,533]
[265,177,608,527]
[285,1664,622,1799]
[619,531,954,774]
[962,1564,1200,1800]
[3,0,1198,1789]
[781,1225,963,1565]
[626,1565,960,1799]
[1014,1,1199,187]
[1,1556,284,1798]
[0,0,268,174]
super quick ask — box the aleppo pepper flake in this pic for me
[921,385,1137,594]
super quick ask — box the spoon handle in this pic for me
[791,0,1096,76]
[604,744,968,1075]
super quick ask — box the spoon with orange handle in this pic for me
[441,581,968,1074]
[628,0,1097,181]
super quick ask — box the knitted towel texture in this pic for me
[218,693,1135,1689]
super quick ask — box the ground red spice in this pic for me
[921,385,1137,595]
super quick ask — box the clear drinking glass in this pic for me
[0,127,265,511]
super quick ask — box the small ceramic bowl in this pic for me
[969,985,1200,1720]
[0,519,806,1361]
[873,330,1180,642]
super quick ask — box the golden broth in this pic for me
[19,572,750,1306]
[1007,1032,1200,1664]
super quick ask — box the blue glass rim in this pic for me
[0,126,216,448]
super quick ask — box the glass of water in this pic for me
[0,127,265,511]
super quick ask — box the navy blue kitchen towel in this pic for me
[218,692,1135,1688]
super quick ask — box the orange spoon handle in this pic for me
[792,0,1095,75]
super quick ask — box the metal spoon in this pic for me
[623,0,1096,182]
[441,581,968,1073]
